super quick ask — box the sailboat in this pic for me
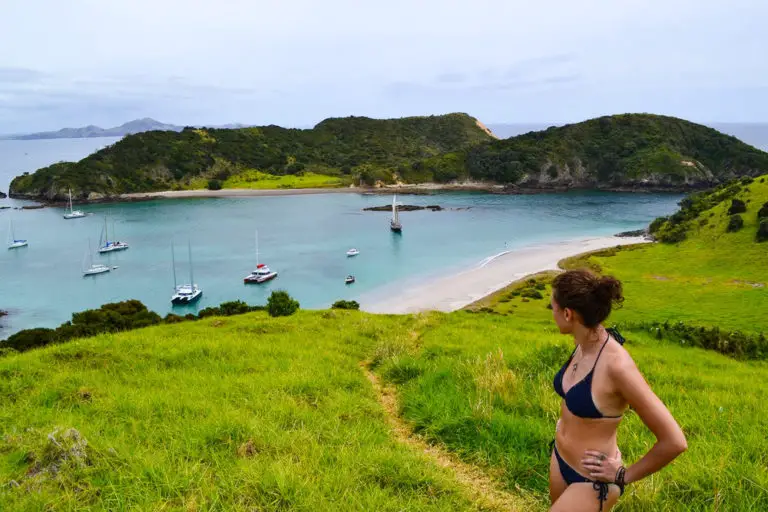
[244,230,278,284]
[6,217,28,249]
[82,239,110,276]
[63,188,86,219]
[171,241,203,304]
[390,194,402,233]
[98,216,129,253]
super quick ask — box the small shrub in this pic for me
[521,289,544,300]
[727,199,747,215]
[758,220,768,243]
[267,291,300,317]
[4,328,58,352]
[207,179,222,190]
[648,216,668,234]
[758,202,768,220]
[726,214,744,233]
[332,300,360,310]
[535,282,546,291]
[163,313,186,324]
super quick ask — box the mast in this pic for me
[255,229,260,267]
[68,189,73,214]
[171,242,178,289]
[188,241,194,287]
[392,194,400,224]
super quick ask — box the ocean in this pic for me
[1,138,684,336]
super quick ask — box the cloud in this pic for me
[0,67,46,83]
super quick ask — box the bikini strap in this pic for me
[591,332,611,371]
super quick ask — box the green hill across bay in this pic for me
[10,113,768,201]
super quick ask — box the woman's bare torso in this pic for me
[555,339,627,474]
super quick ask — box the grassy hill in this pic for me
[2,178,768,510]
[11,113,768,202]
[410,114,768,190]
[9,114,492,201]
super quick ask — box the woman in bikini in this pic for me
[549,269,687,511]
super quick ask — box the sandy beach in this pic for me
[362,236,648,314]
[117,182,508,201]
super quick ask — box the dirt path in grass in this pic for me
[361,363,541,511]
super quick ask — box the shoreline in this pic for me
[361,236,649,314]
[10,181,690,206]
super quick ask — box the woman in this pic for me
[549,269,687,511]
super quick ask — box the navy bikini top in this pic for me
[553,328,625,419]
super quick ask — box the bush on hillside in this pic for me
[3,328,58,352]
[757,220,768,243]
[629,321,768,360]
[207,179,223,190]
[728,199,747,215]
[727,214,744,233]
[648,216,668,234]
[758,202,768,220]
[198,300,264,318]
[332,300,360,310]
[267,291,300,317]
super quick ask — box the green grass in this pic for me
[373,312,768,511]
[185,171,346,190]
[560,178,768,333]
[0,312,476,511]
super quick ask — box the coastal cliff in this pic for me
[10,113,768,202]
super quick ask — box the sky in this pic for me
[1,0,767,133]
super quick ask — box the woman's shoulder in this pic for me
[604,337,639,380]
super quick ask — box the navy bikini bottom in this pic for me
[551,441,623,511]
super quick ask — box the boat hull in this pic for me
[8,241,28,249]
[98,243,130,253]
[83,267,111,276]
[63,212,86,219]
[244,272,278,284]
[171,290,203,304]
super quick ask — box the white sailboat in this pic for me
[63,188,86,219]
[171,241,203,304]
[6,217,28,249]
[390,194,402,232]
[244,230,278,283]
[82,239,110,276]
[98,216,129,253]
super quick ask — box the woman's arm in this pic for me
[611,354,687,483]
[582,353,687,484]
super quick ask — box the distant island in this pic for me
[1,118,249,140]
[9,112,768,202]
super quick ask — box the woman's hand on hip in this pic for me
[582,449,622,483]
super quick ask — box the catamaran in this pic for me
[6,217,28,249]
[82,239,110,276]
[171,241,203,304]
[98,216,129,253]
[244,230,277,283]
[390,194,402,232]
[63,188,86,219]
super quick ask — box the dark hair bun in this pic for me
[594,276,624,306]
[552,269,625,327]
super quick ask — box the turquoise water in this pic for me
[0,138,683,336]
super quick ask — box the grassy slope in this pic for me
[564,177,768,332]
[185,171,345,190]
[0,312,476,511]
[371,177,768,510]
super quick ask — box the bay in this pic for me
[0,138,682,336]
